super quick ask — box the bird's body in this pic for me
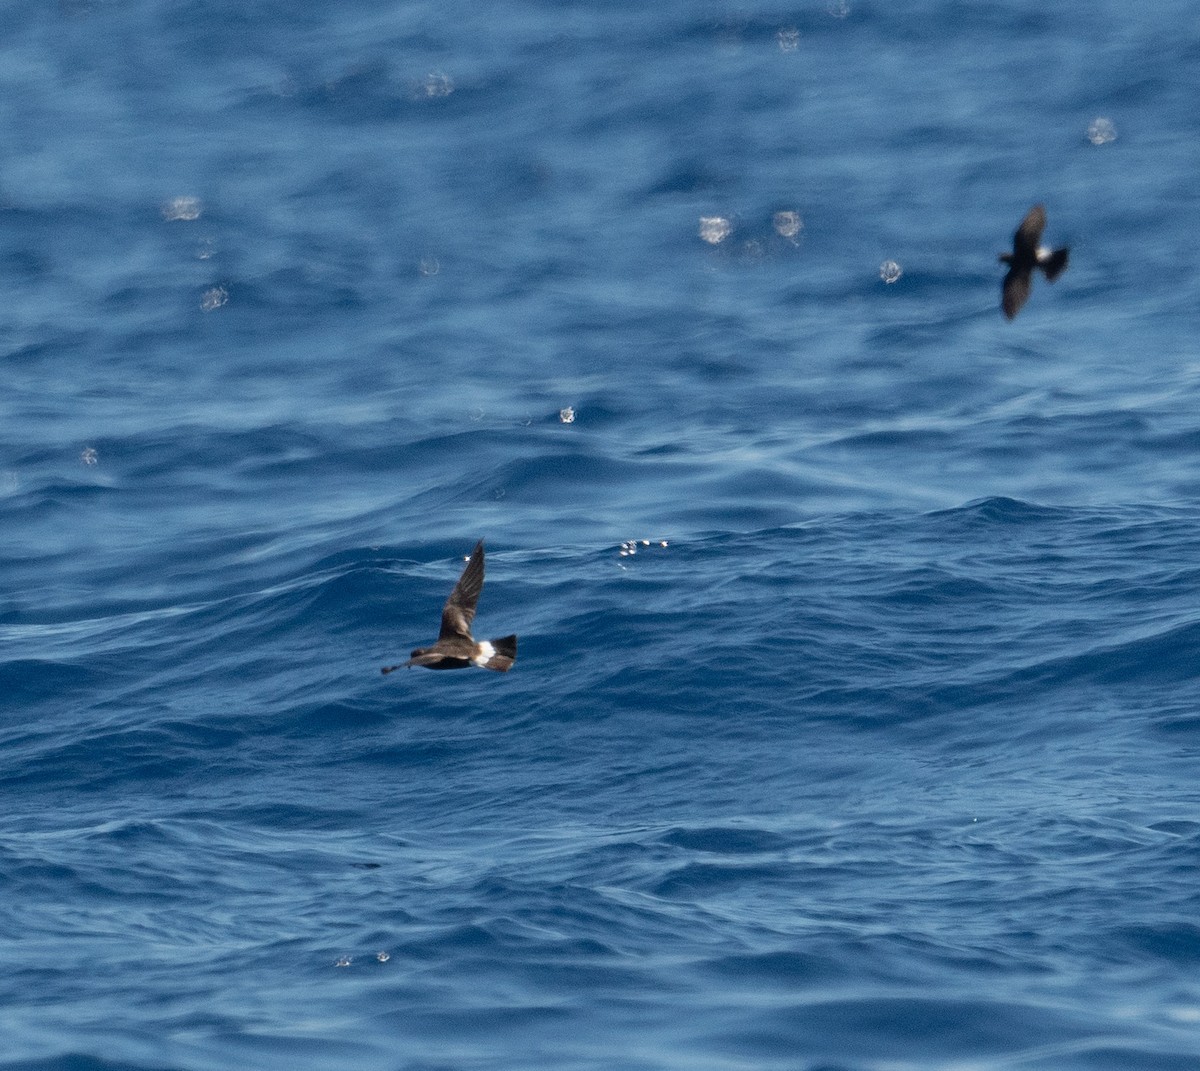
[382,541,516,674]
[999,204,1069,319]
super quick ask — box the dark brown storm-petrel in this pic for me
[999,204,1069,320]
[382,541,516,674]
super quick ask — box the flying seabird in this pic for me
[382,540,517,674]
[999,204,1069,320]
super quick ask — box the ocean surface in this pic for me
[3,1,1200,1068]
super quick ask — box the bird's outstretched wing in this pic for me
[1002,266,1032,320]
[438,541,485,640]
[1012,204,1045,259]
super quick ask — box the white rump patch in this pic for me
[472,641,496,666]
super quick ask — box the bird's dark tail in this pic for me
[480,634,517,673]
[1041,247,1069,281]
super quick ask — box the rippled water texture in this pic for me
[3,1,1200,1069]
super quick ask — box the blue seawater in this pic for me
[3,1,1200,1068]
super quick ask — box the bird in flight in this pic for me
[382,541,516,674]
[999,204,1069,319]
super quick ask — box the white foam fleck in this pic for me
[416,71,454,98]
[161,196,202,222]
[773,210,803,241]
[1087,117,1117,145]
[699,216,732,245]
[618,538,669,558]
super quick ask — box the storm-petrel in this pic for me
[999,204,1069,319]
[381,541,516,674]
